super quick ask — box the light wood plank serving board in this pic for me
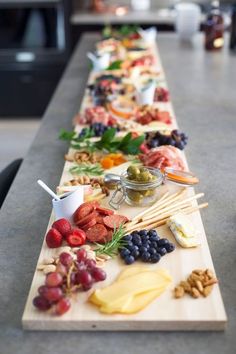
[22,37,227,331]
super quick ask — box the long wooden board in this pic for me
[22,36,227,331]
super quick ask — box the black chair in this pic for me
[0,158,23,208]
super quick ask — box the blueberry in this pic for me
[141,252,151,262]
[157,238,170,247]
[149,248,157,255]
[156,247,167,256]
[132,234,142,246]
[165,243,175,253]
[139,246,148,253]
[127,240,134,247]
[148,229,157,237]
[139,230,148,237]
[119,248,130,259]
[150,253,161,263]
[150,241,158,249]
[142,242,150,250]
[131,249,140,259]
[131,231,139,237]
[124,255,135,265]
[127,245,135,252]
[123,234,132,242]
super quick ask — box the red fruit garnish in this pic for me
[76,270,93,290]
[59,252,73,266]
[33,296,51,311]
[85,258,96,269]
[65,229,86,247]
[76,248,87,263]
[45,272,63,287]
[45,228,63,248]
[38,285,48,297]
[92,267,107,282]
[55,298,71,315]
[52,218,71,237]
[43,287,63,302]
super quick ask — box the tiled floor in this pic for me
[0,119,40,172]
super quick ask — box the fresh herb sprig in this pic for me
[69,163,104,176]
[60,127,145,155]
[94,225,127,257]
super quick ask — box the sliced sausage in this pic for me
[86,224,108,243]
[103,215,129,229]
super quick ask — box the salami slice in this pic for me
[73,201,99,223]
[95,206,114,216]
[96,216,105,224]
[86,224,108,243]
[81,218,97,231]
[103,215,129,229]
[75,211,98,227]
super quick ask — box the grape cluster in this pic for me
[119,229,175,265]
[33,249,106,316]
[146,129,188,150]
[79,123,118,138]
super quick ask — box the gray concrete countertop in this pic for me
[0,33,235,354]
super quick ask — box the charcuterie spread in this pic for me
[22,26,227,331]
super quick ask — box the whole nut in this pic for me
[174,286,185,299]
[43,264,56,274]
[196,280,204,293]
[203,285,213,297]
[191,287,201,298]
[42,257,55,265]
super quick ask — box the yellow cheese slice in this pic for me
[89,268,172,314]
[100,286,167,314]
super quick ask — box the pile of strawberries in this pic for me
[45,201,128,248]
[46,219,86,248]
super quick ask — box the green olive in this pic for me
[127,190,143,203]
[139,167,149,173]
[127,165,140,178]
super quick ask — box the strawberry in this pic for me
[65,228,86,247]
[52,218,71,238]
[46,228,63,248]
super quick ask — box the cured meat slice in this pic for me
[73,201,99,223]
[96,206,114,216]
[75,211,98,227]
[96,216,105,224]
[103,215,129,229]
[86,224,108,243]
[139,145,185,171]
[81,218,97,231]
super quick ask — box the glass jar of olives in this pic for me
[109,166,163,208]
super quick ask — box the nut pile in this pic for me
[174,269,218,299]
[65,151,101,164]
[64,176,110,196]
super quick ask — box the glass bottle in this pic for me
[205,0,224,50]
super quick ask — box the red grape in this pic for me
[59,252,73,266]
[55,298,71,315]
[44,287,63,302]
[56,263,67,276]
[85,259,96,269]
[76,248,87,262]
[45,272,63,287]
[33,296,51,311]
[38,285,48,297]
[76,270,93,289]
[91,267,107,282]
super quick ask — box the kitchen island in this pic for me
[0,33,235,354]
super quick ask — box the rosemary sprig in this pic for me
[69,163,104,176]
[94,225,127,257]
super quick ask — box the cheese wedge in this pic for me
[167,213,199,248]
